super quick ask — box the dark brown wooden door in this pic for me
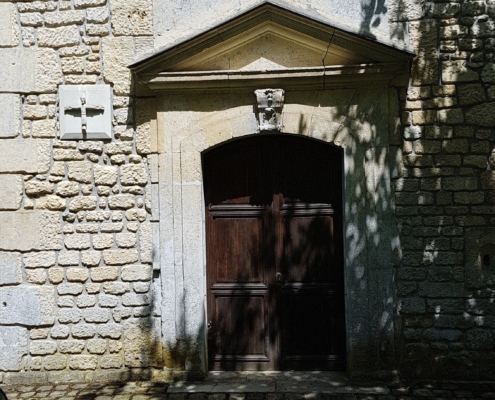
[203,135,346,371]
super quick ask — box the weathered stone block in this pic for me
[0,326,28,372]
[481,171,495,189]
[466,329,495,349]
[80,251,100,267]
[122,293,151,306]
[67,161,92,183]
[0,3,20,47]
[87,339,107,354]
[466,103,495,127]
[457,83,486,105]
[110,0,152,36]
[123,318,161,367]
[38,26,80,48]
[103,282,130,295]
[54,149,85,161]
[388,0,423,21]
[86,7,109,23]
[98,324,122,339]
[0,286,55,326]
[116,233,136,248]
[99,293,119,308]
[65,233,91,250]
[43,356,67,371]
[103,249,138,265]
[0,252,22,286]
[25,181,54,197]
[58,252,79,266]
[102,37,134,95]
[106,142,133,155]
[0,140,50,174]
[25,269,47,284]
[90,266,119,282]
[93,234,114,249]
[69,355,98,370]
[24,251,56,268]
[58,309,82,324]
[418,282,465,298]
[69,196,97,212]
[70,325,95,340]
[36,195,67,211]
[442,60,479,83]
[50,325,70,339]
[471,21,495,38]
[121,265,152,281]
[36,48,64,93]
[120,164,148,186]
[84,308,111,323]
[438,108,464,124]
[100,355,122,369]
[58,283,84,295]
[45,10,85,26]
[125,208,147,221]
[30,340,57,355]
[58,340,85,355]
[136,98,155,154]
[76,294,97,308]
[32,119,56,138]
[0,94,21,138]
[429,3,460,18]
[0,48,33,91]
[94,165,117,186]
[108,195,135,209]
[66,267,89,282]
[140,221,153,264]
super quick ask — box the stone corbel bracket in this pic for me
[255,88,285,132]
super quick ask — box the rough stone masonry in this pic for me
[0,0,495,386]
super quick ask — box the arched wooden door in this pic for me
[203,134,346,371]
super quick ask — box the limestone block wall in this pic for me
[392,0,495,380]
[0,0,161,385]
[1,0,495,384]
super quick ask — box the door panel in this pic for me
[214,294,267,357]
[281,211,335,283]
[281,289,345,369]
[210,217,264,283]
[204,134,345,371]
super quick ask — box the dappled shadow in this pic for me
[359,0,388,40]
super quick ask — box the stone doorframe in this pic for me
[130,2,414,379]
[149,85,402,379]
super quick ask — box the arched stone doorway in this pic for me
[203,134,346,371]
[131,2,412,379]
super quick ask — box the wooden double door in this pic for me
[203,135,346,371]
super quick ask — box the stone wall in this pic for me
[392,0,495,380]
[1,0,495,384]
[0,0,162,385]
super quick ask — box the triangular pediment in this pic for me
[131,2,413,92]
[168,22,373,72]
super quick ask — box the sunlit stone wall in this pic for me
[1,0,495,384]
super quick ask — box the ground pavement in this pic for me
[2,372,495,400]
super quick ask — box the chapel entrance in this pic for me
[203,134,346,371]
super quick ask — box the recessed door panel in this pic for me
[214,294,267,358]
[210,217,264,283]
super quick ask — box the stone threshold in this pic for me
[168,372,389,395]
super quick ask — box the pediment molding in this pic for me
[131,2,414,93]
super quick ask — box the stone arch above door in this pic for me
[131,2,413,379]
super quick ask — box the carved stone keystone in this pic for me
[255,88,285,132]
